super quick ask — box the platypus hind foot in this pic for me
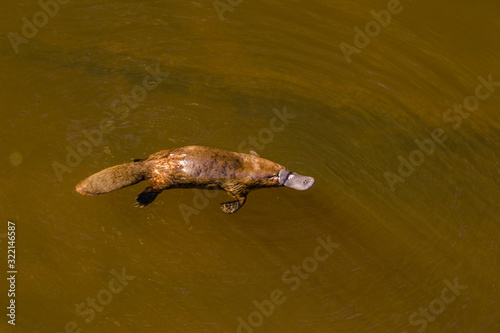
[135,186,163,208]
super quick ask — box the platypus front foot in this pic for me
[221,201,243,214]
[220,194,247,214]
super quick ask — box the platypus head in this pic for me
[278,169,315,190]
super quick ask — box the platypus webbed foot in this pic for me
[220,194,247,214]
[135,186,163,208]
[221,201,243,214]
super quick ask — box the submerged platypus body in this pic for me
[76,146,315,213]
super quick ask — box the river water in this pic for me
[1,0,499,332]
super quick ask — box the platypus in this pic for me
[76,146,315,213]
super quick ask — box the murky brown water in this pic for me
[1,0,499,332]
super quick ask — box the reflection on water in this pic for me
[1,0,499,332]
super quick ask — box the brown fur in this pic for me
[76,146,286,213]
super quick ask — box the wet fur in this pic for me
[76,146,285,213]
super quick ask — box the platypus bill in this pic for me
[76,146,315,214]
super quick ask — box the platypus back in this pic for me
[75,146,315,213]
[76,161,149,195]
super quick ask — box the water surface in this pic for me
[1,0,499,332]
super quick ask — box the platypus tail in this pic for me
[76,160,149,195]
